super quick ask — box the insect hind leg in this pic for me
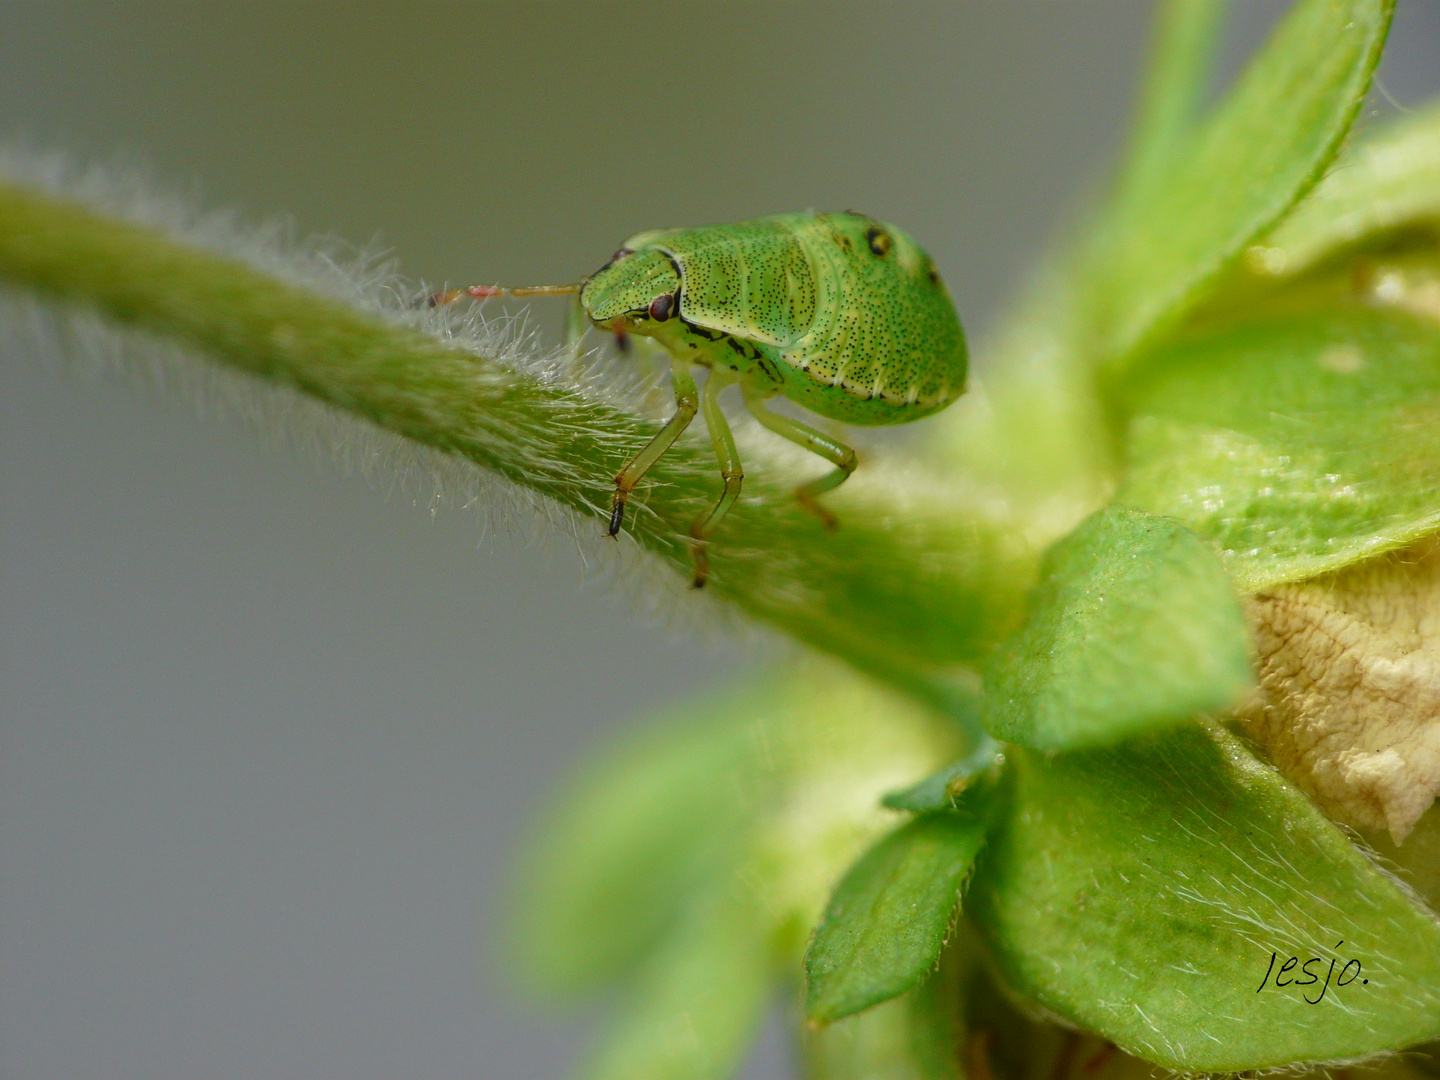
[742,388,856,531]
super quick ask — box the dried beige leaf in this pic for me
[1239,537,1440,842]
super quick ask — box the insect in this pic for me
[434,211,967,587]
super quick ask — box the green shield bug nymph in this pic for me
[434,211,967,587]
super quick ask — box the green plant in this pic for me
[4,0,1440,1076]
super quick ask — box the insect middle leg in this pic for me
[689,372,743,589]
[610,358,699,536]
[742,387,857,530]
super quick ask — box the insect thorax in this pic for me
[644,317,787,390]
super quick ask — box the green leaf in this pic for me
[1086,0,1393,369]
[968,724,1440,1072]
[806,799,994,1024]
[984,505,1252,750]
[508,696,760,996]
[882,735,1004,814]
[584,887,773,1080]
[928,1,1227,516]
[1257,101,1440,279]
[803,971,963,1080]
[1119,296,1440,589]
[1119,0,1230,196]
[511,660,965,998]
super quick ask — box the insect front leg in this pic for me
[610,358,698,536]
[563,293,588,360]
[689,372,743,589]
[742,387,857,530]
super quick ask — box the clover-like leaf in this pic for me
[984,505,1252,750]
[968,724,1440,1072]
[1086,0,1393,368]
[1120,293,1440,589]
[806,792,995,1024]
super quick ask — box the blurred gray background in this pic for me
[2,3,1436,1078]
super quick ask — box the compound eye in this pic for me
[648,293,675,321]
[866,227,892,257]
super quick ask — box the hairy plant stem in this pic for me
[0,181,1034,723]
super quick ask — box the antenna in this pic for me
[425,283,580,307]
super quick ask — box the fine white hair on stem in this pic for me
[0,144,767,652]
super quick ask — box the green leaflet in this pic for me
[934,0,1390,529]
[883,736,1004,815]
[583,886,774,1080]
[1119,297,1440,590]
[959,942,1148,1080]
[802,971,963,1080]
[510,660,964,1000]
[805,795,994,1024]
[984,506,1252,750]
[968,725,1440,1072]
[551,660,964,1080]
[1084,0,1393,370]
[1118,0,1230,197]
[507,692,762,996]
[1258,102,1440,278]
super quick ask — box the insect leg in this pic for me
[563,293,588,357]
[610,358,698,537]
[742,388,856,530]
[688,373,743,589]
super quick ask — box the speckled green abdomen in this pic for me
[780,212,966,425]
